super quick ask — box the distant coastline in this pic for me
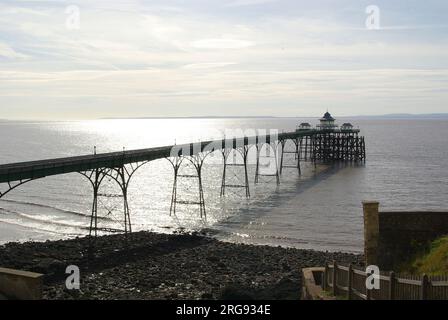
[1,113,448,122]
[349,113,448,120]
[101,113,448,120]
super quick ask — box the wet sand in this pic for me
[0,231,363,300]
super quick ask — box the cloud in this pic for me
[182,62,238,69]
[378,24,448,31]
[190,38,255,49]
[0,43,27,59]
[0,0,447,119]
[224,0,277,7]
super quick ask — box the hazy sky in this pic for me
[1,0,447,119]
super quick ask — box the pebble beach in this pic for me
[0,231,363,300]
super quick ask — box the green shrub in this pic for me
[411,236,448,276]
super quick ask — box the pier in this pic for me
[0,113,366,236]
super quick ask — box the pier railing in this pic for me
[324,261,448,300]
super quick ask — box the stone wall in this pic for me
[363,202,448,270]
[0,267,43,300]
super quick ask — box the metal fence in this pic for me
[324,261,448,300]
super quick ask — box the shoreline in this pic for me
[0,231,363,300]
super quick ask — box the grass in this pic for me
[321,289,347,300]
[408,236,448,276]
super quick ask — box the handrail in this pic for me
[0,130,319,183]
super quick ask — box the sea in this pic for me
[0,118,447,253]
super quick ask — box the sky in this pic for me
[0,0,447,120]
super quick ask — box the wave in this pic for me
[0,198,113,221]
[0,218,84,237]
[0,207,91,230]
[201,227,309,244]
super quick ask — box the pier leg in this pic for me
[255,143,280,185]
[221,147,250,198]
[116,166,132,234]
[105,163,147,235]
[220,151,227,197]
[80,161,147,237]
[244,150,250,197]
[167,153,209,219]
[80,168,107,237]
[279,139,301,176]
[198,168,206,218]
[255,145,260,184]
[305,136,308,161]
[274,143,280,185]
[279,140,285,175]
[312,136,317,168]
[90,170,100,237]
[168,157,182,215]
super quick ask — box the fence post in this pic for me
[348,264,353,300]
[389,271,395,300]
[421,274,429,300]
[365,268,371,300]
[323,264,328,291]
[332,261,338,297]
